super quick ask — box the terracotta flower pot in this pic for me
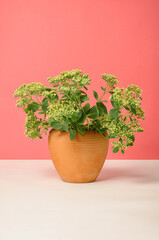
[48,129,109,183]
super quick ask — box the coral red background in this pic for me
[0,0,159,159]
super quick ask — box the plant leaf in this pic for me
[62,123,69,132]
[83,103,90,114]
[84,86,88,90]
[77,111,86,125]
[113,147,119,153]
[124,106,130,111]
[87,106,99,119]
[41,98,49,112]
[77,125,86,134]
[80,95,89,102]
[70,129,76,140]
[97,106,103,117]
[109,109,120,118]
[38,112,45,114]
[93,90,98,100]
[74,92,81,98]
[61,94,67,99]
[49,122,63,129]
[129,135,135,142]
[49,122,69,132]
[42,98,48,105]
[47,94,58,102]
[96,102,107,114]
[94,123,106,137]
[110,98,115,108]
[101,86,106,91]
[131,106,137,115]
[110,97,120,109]
[119,138,123,143]
[71,110,82,122]
[27,102,39,112]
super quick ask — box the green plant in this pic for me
[14,69,145,153]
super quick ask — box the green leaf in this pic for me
[96,102,107,114]
[108,134,115,139]
[71,110,82,122]
[47,94,58,102]
[54,94,59,101]
[24,108,29,113]
[70,129,77,140]
[80,90,87,95]
[27,102,39,112]
[121,150,125,154]
[62,123,69,132]
[110,97,120,110]
[94,123,106,137]
[119,138,123,143]
[77,125,86,134]
[97,107,103,117]
[124,106,130,111]
[113,147,119,153]
[77,111,86,125]
[41,98,49,112]
[101,87,106,91]
[130,135,135,142]
[93,90,98,100]
[42,105,48,112]
[84,86,88,90]
[99,129,106,137]
[38,112,45,114]
[42,98,48,105]
[63,118,70,125]
[83,103,90,114]
[45,87,52,91]
[61,94,67,99]
[109,109,120,119]
[87,106,99,119]
[49,122,63,129]
[80,95,89,102]
[131,106,137,115]
[110,98,115,108]
[49,122,69,132]
[127,142,133,146]
[74,92,81,98]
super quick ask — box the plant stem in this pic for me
[98,85,110,101]
[36,95,41,104]
[78,97,90,130]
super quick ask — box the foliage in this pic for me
[14,70,145,153]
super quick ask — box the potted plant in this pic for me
[14,70,145,183]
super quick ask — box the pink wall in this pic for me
[0,0,159,159]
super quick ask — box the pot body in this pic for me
[48,130,109,183]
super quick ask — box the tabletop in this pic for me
[0,160,159,240]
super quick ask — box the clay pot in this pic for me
[48,130,109,183]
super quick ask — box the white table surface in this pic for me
[0,160,159,240]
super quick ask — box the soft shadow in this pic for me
[40,162,159,183]
[97,166,159,183]
[41,167,59,179]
